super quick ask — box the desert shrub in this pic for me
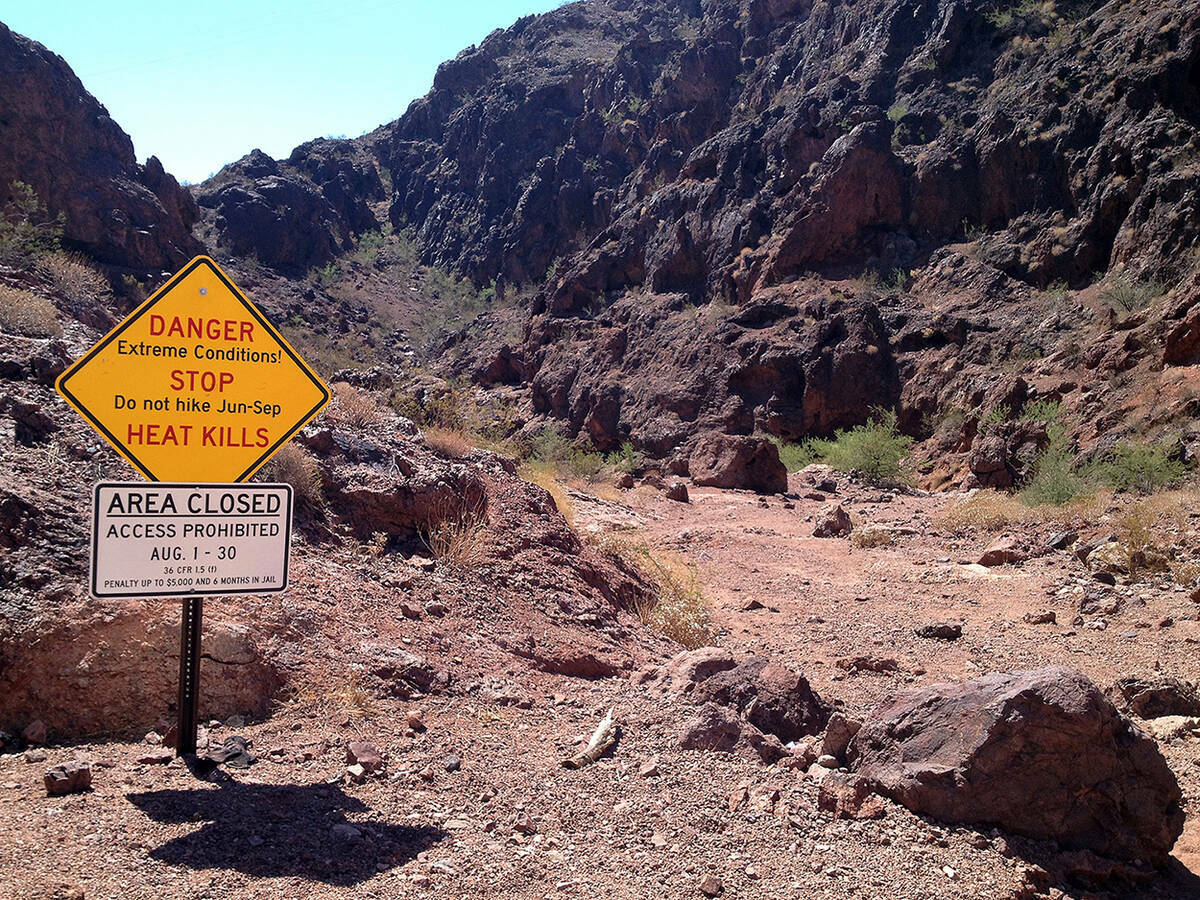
[806,409,913,484]
[1019,444,1087,506]
[0,284,62,337]
[1093,443,1187,494]
[938,489,1032,531]
[600,537,712,649]
[1170,558,1200,589]
[419,502,487,568]
[329,381,384,428]
[852,527,895,548]
[393,382,469,431]
[771,437,819,473]
[606,441,641,474]
[42,251,107,304]
[978,405,1010,434]
[0,181,61,263]
[1099,275,1165,313]
[1019,398,1061,424]
[265,443,323,509]
[887,102,907,122]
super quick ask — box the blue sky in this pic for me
[4,0,571,184]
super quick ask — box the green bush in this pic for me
[606,440,641,473]
[771,437,819,473]
[0,181,62,263]
[1094,443,1187,494]
[805,410,913,484]
[1099,275,1165,313]
[1019,444,1087,506]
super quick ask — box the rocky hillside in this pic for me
[0,24,200,272]
[188,0,1200,474]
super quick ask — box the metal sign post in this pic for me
[177,596,204,755]
[57,255,329,761]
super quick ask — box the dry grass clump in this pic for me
[42,251,106,305]
[0,284,61,337]
[419,502,488,567]
[264,443,323,509]
[424,426,476,459]
[937,489,1032,531]
[522,463,576,528]
[852,526,895,548]
[330,381,385,428]
[596,535,713,649]
[287,667,378,721]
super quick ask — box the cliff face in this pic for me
[0,23,201,271]
[196,0,1200,460]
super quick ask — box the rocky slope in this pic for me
[0,23,201,272]
[184,0,1200,474]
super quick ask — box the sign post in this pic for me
[56,256,329,758]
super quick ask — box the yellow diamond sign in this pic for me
[56,255,330,482]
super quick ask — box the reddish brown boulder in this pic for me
[812,503,851,538]
[847,667,1184,864]
[692,656,829,743]
[966,422,1048,490]
[1111,675,1200,720]
[689,434,787,494]
[44,761,91,796]
[977,536,1025,567]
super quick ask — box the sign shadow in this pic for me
[127,777,442,886]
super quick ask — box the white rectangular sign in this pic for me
[91,482,292,598]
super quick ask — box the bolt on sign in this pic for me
[56,255,330,483]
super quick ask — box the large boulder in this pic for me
[689,434,787,493]
[847,667,1184,864]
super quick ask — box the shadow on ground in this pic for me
[127,775,443,885]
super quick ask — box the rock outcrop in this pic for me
[847,667,1185,865]
[689,433,787,493]
[0,23,200,270]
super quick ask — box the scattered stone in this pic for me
[22,720,47,745]
[1023,611,1056,625]
[418,765,436,782]
[345,741,384,773]
[143,731,162,746]
[24,748,47,763]
[665,481,689,502]
[513,812,538,835]
[634,647,737,694]
[207,736,256,769]
[424,600,448,617]
[616,472,635,489]
[818,772,886,820]
[914,623,962,641]
[399,602,422,620]
[444,754,461,773]
[698,873,723,896]
[1087,542,1129,576]
[678,703,743,752]
[803,491,827,502]
[1046,530,1078,551]
[977,538,1024,567]
[816,754,839,769]
[406,710,426,731]
[638,756,661,778]
[848,667,1184,863]
[345,763,366,783]
[138,750,174,765]
[1111,676,1200,720]
[1093,571,1117,586]
[835,656,899,675]
[819,713,863,761]
[812,504,852,538]
[330,822,361,841]
[815,478,837,494]
[44,761,91,796]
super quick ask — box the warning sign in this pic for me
[91,482,293,598]
[56,256,329,483]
